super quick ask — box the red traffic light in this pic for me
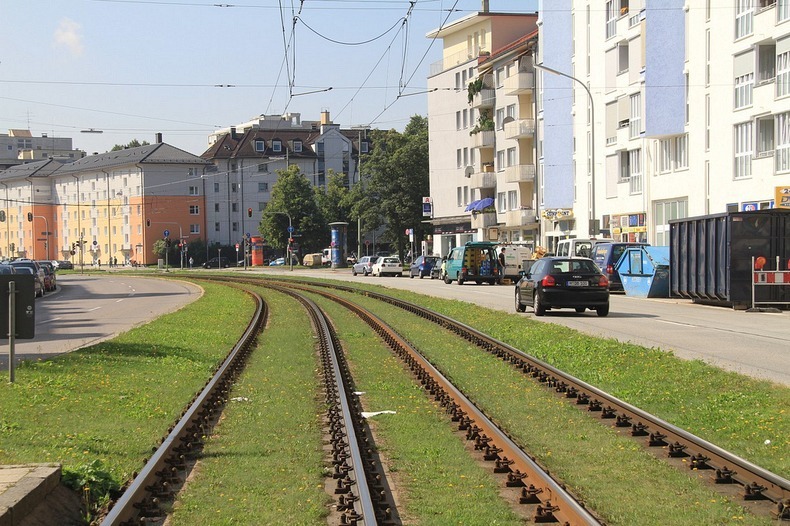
[247,208,253,218]
[288,238,294,243]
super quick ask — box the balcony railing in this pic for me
[471,211,497,229]
[470,171,497,190]
[472,130,495,149]
[504,71,535,95]
[505,208,538,227]
[504,164,536,184]
[471,88,495,109]
[504,118,535,140]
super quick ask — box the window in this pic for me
[618,41,629,74]
[457,187,463,207]
[457,149,463,168]
[189,205,200,215]
[231,183,238,193]
[258,182,268,192]
[508,190,518,210]
[758,43,776,83]
[659,139,672,173]
[736,0,753,39]
[606,0,617,39]
[316,142,324,154]
[456,111,462,130]
[506,104,516,119]
[778,51,790,97]
[507,147,517,167]
[188,186,199,195]
[629,149,642,194]
[497,150,506,171]
[629,93,641,139]
[497,192,507,213]
[188,168,197,177]
[231,203,238,212]
[255,140,265,152]
[360,141,369,153]
[734,121,753,178]
[214,203,220,212]
[232,222,238,232]
[272,140,282,152]
[776,112,790,171]
[463,186,469,204]
[654,199,688,246]
[780,0,790,21]
[293,140,302,153]
[618,150,630,182]
[257,163,269,172]
[734,73,754,108]
[496,108,505,130]
[214,182,220,193]
[190,224,200,234]
[215,222,220,232]
[757,116,775,156]
[675,135,689,169]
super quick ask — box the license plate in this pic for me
[567,280,588,287]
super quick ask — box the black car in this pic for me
[590,242,649,291]
[203,257,231,269]
[53,260,74,270]
[514,257,610,317]
[409,255,439,279]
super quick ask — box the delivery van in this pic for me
[443,241,501,285]
[496,244,533,281]
[555,238,612,259]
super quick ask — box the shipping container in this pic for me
[669,209,790,307]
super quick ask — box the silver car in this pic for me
[351,255,377,276]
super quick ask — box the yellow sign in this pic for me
[776,185,790,209]
[541,209,574,220]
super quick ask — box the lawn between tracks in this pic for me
[0,281,254,517]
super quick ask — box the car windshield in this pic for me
[384,258,399,264]
[547,260,600,274]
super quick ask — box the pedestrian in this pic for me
[440,256,447,279]
[113,256,117,267]
[498,247,506,269]
[98,259,101,268]
[189,256,194,269]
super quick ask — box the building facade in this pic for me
[0,129,84,170]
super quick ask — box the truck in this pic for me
[495,244,533,281]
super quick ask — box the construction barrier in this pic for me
[751,256,790,310]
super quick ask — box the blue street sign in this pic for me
[287,226,295,233]
[163,229,170,238]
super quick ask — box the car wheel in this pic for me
[410,272,414,279]
[515,289,526,312]
[352,269,358,276]
[456,273,464,285]
[596,304,610,317]
[443,273,451,284]
[575,307,586,313]
[533,292,546,316]
[363,269,369,276]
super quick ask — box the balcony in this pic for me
[504,164,536,184]
[472,130,495,149]
[470,170,497,190]
[506,208,539,227]
[471,211,497,229]
[504,71,535,95]
[504,118,535,140]
[471,88,495,109]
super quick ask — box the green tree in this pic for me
[260,165,325,254]
[111,139,150,151]
[316,170,359,253]
[361,115,429,260]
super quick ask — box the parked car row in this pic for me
[0,258,64,299]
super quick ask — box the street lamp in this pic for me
[534,63,597,235]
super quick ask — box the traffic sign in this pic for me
[164,229,170,237]
[287,226,295,233]
[235,243,240,250]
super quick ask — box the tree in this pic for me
[111,139,150,151]
[361,115,429,260]
[316,170,358,252]
[260,165,325,255]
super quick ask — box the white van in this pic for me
[555,238,612,259]
[496,245,533,280]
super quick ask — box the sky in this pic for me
[1,0,536,157]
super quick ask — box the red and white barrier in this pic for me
[751,256,790,309]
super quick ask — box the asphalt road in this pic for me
[259,266,790,387]
[0,274,201,369]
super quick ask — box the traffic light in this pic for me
[165,238,171,247]
[27,212,33,222]
[146,219,151,227]
[247,208,253,218]
[0,210,5,222]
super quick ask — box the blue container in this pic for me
[615,246,670,298]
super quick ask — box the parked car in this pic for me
[371,256,402,277]
[555,238,613,259]
[409,255,439,279]
[443,241,501,285]
[9,260,46,297]
[0,264,16,274]
[203,257,231,269]
[351,255,377,276]
[590,242,649,291]
[514,256,610,316]
[37,263,57,292]
[12,266,44,298]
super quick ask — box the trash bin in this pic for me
[615,246,670,298]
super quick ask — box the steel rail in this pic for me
[100,287,266,525]
[258,277,789,518]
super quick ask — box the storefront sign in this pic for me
[776,186,790,209]
[541,209,573,220]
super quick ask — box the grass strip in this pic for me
[311,293,525,525]
[168,288,328,525]
[0,280,253,511]
[335,289,775,525]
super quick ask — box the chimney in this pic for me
[482,0,489,12]
[320,110,331,125]
[155,132,163,143]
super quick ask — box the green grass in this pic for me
[316,285,781,525]
[0,280,253,514]
[168,288,328,525]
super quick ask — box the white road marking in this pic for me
[655,319,696,328]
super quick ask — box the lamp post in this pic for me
[534,63,596,235]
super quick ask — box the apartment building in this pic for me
[0,129,84,170]
[426,6,538,256]
[201,111,369,247]
[0,142,209,265]
[537,0,790,249]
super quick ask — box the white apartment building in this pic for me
[538,0,790,249]
[426,7,539,256]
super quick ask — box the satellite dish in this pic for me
[501,116,515,130]
[464,165,474,178]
